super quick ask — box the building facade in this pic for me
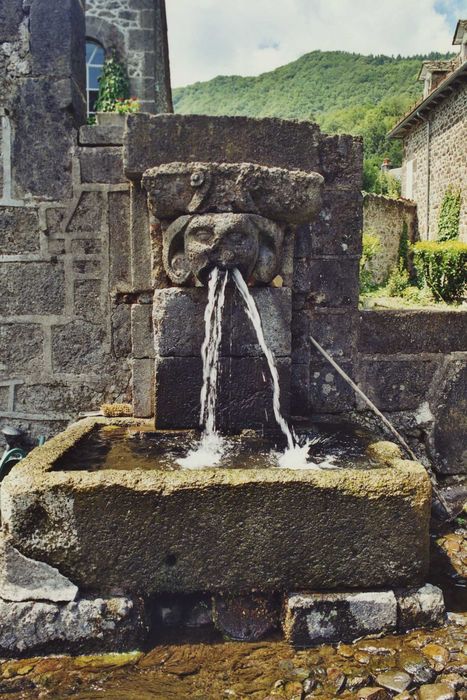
[390,20,467,241]
[85,0,172,114]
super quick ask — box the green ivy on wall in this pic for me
[437,186,461,241]
[94,55,129,113]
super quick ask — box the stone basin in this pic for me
[1,417,431,596]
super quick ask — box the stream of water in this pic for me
[180,267,316,469]
[178,268,228,468]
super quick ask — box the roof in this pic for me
[389,59,467,138]
[452,19,467,44]
[418,59,453,81]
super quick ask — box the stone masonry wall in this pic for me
[85,0,172,113]
[362,194,417,284]
[0,1,132,443]
[401,84,467,240]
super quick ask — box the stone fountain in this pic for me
[0,114,440,655]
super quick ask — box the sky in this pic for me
[165,0,465,87]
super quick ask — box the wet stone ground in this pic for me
[0,527,465,700]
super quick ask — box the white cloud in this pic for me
[165,0,461,87]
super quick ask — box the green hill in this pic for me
[173,50,454,191]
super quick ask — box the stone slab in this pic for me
[359,358,440,412]
[153,287,291,358]
[358,311,467,354]
[0,261,65,316]
[79,147,125,184]
[396,584,446,631]
[431,359,467,475]
[124,114,322,179]
[0,595,147,657]
[79,125,124,146]
[0,207,40,255]
[131,304,155,359]
[2,418,431,595]
[0,536,78,603]
[283,591,398,646]
[154,356,291,431]
[133,358,154,418]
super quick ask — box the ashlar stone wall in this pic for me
[401,83,467,240]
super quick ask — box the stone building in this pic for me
[85,0,172,114]
[389,20,467,240]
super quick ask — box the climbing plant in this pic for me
[94,55,129,113]
[437,186,461,241]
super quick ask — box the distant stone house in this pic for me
[389,20,467,241]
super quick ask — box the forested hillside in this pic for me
[173,51,453,191]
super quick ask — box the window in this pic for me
[86,40,105,116]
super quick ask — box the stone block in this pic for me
[79,147,125,184]
[0,596,147,656]
[359,358,440,412]
[124,114,322,179]
[131,304,154,358]
[0,324,43,374]
[2,417,431,594]
[310,187,363,256]
[79,125,124,146]
[301,258,360,307]
[72,258,101,275]
[309,361,356,412]
[0,535,77,603]
[12,78,76,200]
[14,382,105,414]
[66,191,105,233]
[283,591,397,646]
[212,594,279,641]
[430,359,467,474]
[0,262,65,315]
[71,239,102,255]
[396,584,445,631]
[153,287,291,358]
[0,207,40,254]
[290,363,309,415]
[128,28,154,52]
[52,321,107,374]
[109,191,131,289]
[30,0,85,94]
[111,303,132,359]
[358,311,467,355]
[130,182,152,290]
[308,310,358,359]
[319,133,364,188]
[0,0,23,42]
[154,355,291,431]
[154,356,200,427]
[133,358,154,417]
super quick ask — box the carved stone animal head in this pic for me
[163,212,284,286]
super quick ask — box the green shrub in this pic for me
[412,240,467,303]
[400,284,435,305]
[360,230,381,292]
[386,261,410,296]
[94,55,129,113]
[437,186,461,241]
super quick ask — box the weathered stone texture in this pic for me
[359,310,467,354]
[430,359,467,474]
[309,361,357,412]
[0,324,43,374]
[79,124,124,146]
[0,207,40,254]
[284,591,398,646]
[74,279,104,322]
[401,84,467,241]
[0,536,78,603]
[359,359,439,411]
[299,258,359,307]
[0,596,147,656]
[79,147,126,184]
[396,584,446,631]
[133,358,154,417]
[0,262,65,316]
[363,194,417,283]
[0,0,23,42]
[109,191,131,289]
[2,420,431,594]
[66,191,105,233]
[51,321,108,374]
